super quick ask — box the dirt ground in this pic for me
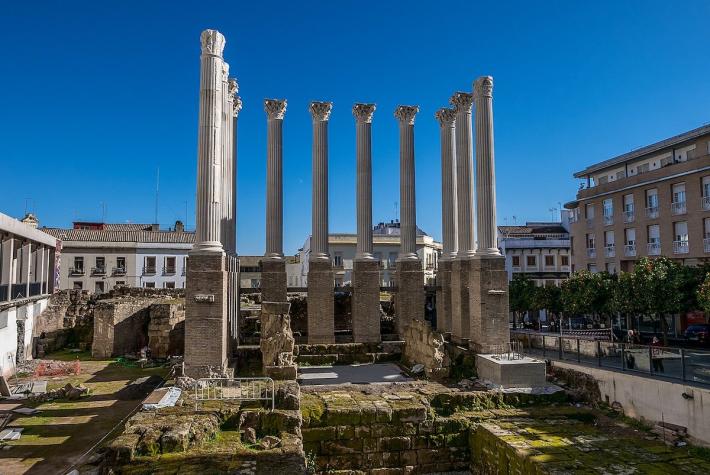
[0,350,168,475]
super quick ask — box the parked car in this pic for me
[684,324,710,343]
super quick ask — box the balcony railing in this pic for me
[703,196,710,211]
[624,244,636,257]
[647,242,661,255]
[671,201,687,215]
[113,267,127,276]
[603,214,613,226]
[604,245,615,257]
[69,267,85,276]
[163,267,177,275]
[586,248,596,258]
[511,265,521,272]
[645,206,659,219]
[91,266,106,275]
[569,212,579,223]
[704,238,710,253]
[143,266,157,275]
[623,209,634,223]
[673,240,689,254]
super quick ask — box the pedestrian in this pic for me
[651,336,664,373]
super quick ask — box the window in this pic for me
[526,255,537,267]
[165,256,176,274]
[705,218,710,239]
[144,256,156,274]
[388,252,397,267]
[587,264,597,273]
[74,256,84,272]
[115,281,125,286]
[646,189,658,208]
[144,282,156,288]
[164,281,175,289]
[73,281,83,290]
[625,228,636,245]
[604,231,615,246]
[672,183,686,204]
[606,263,616,274]
[544,255,554,267]
[96,257,105,269]
[585,203,595,219]
[512,255,521,267]
[648,224,660,243]
[560,255,569,266]
[333,252,343,268]
[703,176,710,198]
[116,257,126,270]
[586,234,595,248]
[674,221,688,243]
[603,199,613,217]
[95,281,104,293]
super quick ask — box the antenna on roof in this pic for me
[154,167,160,225]
[100,201,106,223]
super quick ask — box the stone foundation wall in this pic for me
[402,319,449,380]
[148,302,186,358]
[92,299,152,359]
[296,342,403,366]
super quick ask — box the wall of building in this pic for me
[0,296,49,378]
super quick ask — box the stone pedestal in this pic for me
[470,256,510,353]
[307,259,334,344]
[476,354,546,388]
[352,259,381,343]
[261,301,297,381]
[262,259,287,303]
[184,254,229,377]
[450,258,471,345]
[395,260,424,337]
[436,259,452,334]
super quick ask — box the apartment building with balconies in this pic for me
[565,124,710,273]
[498,222,572,286]
[42,220,194,292]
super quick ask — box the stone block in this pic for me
[469,256,510,353]
[437,259,452,333]
[475,354,547,388]
[402,319,450,380]
[394,259,424,336]
[352,259,381,343]
[261,259,287,303]
[450,258,471,344]
[265,365,297,380]
[378,436,411,452]
[307,259,335,344]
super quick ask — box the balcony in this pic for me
[705,238,710,253]
[69,267,85,276]
[623,209,634,223]
[586,248,596,258]
[91,267,106,276]
[586,218,594,229]
[703,196,710,211]
[647,242,661,256]
[603,214,614,226]
[143,266,157,275]
[671,201,687,215]
[112,267,127,276]
[604,245,615,258]
[645,206,659,219]
[511,265,521,272]
[163,267,176,276]
[673,240,689,254]
[569,212,579,223]
[624,244,636,257]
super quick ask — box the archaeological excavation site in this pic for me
[2,28,709,475]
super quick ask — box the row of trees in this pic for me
[509,257,710,343]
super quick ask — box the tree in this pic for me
[697,273,710,316]
[613,271,640,331]
[509,275,536,328]
[631,257,682,344]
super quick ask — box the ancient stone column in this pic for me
[262,99,288,302]
[307,101,335,344]
[435,107,458,334]
[220,75,237,255]
[470,76,509,353]
[449,91,475,344]
[394,105,424,336]
[185,29,230,378]
[352,103,381,342]
[192,29,226,255]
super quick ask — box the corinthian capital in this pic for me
[264,99,287,120]
[309,101,333,122]
[200,29,226,57]
[353,103,376,123]
[227,78,238,102]
[473,76,493,99]
[233,96,243,118]
[449,92,473,113]
[434,108,456,127]
[394,105,419,125]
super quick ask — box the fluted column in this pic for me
[220,73,237,254]
[192,29,225,255]
[232,93,242,253]
[435,108,458,260]
[264,99,287,260]
[474,76,501,256]
[394,105,419,261]
[309,102,332,261]
[353,104,376,261]
[450,92,475,259]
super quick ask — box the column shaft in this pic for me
[193,30,225,255]
[450,92,475,258]
[395,106,419,261]
[220,74,236,254]
[265,99,287,260]
[309,102,332,260]
[436,108,458,259]
[354,104,376,260]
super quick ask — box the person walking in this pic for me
[651,336,665,373]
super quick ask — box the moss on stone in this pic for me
[301,394,326,427]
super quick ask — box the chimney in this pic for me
[21,213,39,229]
[150,223,160,232]
[174,220,184,233]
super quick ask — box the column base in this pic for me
[394,259,424,337]
[469,256,510,353]
[262,259,287,303]
[352,259,381,343]
[307,260,334,344]
[184,253,229,378]
[450,258,472,344]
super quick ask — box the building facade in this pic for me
[298,220,442,287]
[498,221,571,286]
[43,221,194,292]
[0,212,59,377]
[565,124,710,273]
[238,255,302,290]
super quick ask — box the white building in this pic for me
[498,221,572,286]
[43,221,194,292]
[1,212,59,378]
[297,220,442,286]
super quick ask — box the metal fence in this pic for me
[511,331,710,387]
[194,377,275,411]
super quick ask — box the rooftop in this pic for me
[42,228,195,244]
[498,222,568,237]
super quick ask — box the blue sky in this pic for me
[1,1,709,255]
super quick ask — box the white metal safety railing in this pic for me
[603,214,614,225]
[646,206,659,219]
[194,377,275,411]
[624,244,636,257]
[704,238,710,253]
[623,209,635,223]
[703,196,710,211]
[673,240,689,254]
[604,245,615,257]
[491,341,524,361]
[671,201,687,215]
[647,242,661,255]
